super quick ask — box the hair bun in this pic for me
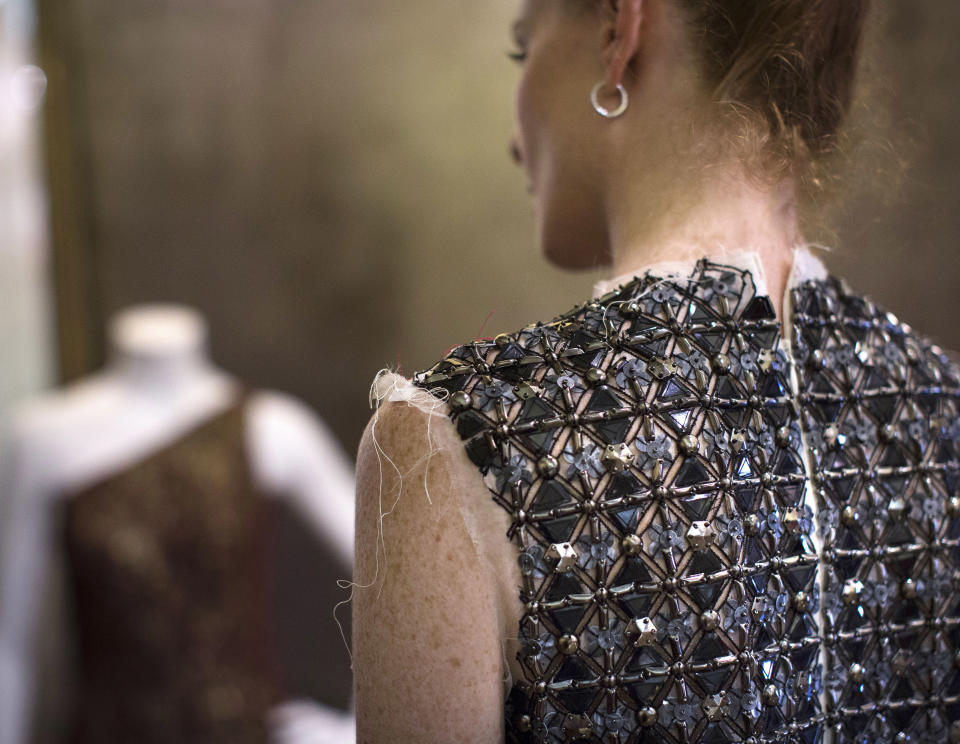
[679,0,872,169]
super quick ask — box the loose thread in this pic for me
[332,368,450,669]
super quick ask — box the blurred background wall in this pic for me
[825,2,960,348]
[39,0,594,455]
[35,0,960,458]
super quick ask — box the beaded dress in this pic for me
[406,247,960,744]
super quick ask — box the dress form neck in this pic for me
[107,304,225,398]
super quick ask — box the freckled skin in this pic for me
[353,401,515,743]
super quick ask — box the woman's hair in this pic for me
[674,0,873,176]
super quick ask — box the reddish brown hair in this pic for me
[676,0,873,172]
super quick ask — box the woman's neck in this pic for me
[605,158,802,321]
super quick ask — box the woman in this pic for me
[353,1,960,742]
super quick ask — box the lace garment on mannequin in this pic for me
[405,251,960,744]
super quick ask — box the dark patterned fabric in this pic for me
[63,393,281,744]
[411,258,960,744]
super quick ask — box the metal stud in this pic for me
[561,714,593,739]
[948,497,960,518]
[892,650,910,675]
[449,391,473,412]
[649,358,680,380]
[544,543,578,573]
[840,506,859,527]
[621,534,643,556]
[730,430,747,453]
[558,634,579,655]
[842,579,864,605]
[601,443,636,473]
[702,693,727,722]
[687,521,716,550]
[700,610,720,632]
[888,497,907,521]
[679,434,700,456]
[585,367,605,386]
[775,426,792,448]
[762,684,781,706]
[783,508,803,534]
[751,597,770,622]
[757,349,776,373]
[711,353,732,375]
[807,349,827,370]
[515,382,537,400]
[823,425,840,449]
[625,617,658,647]
[636,707,658,727]
[536,455,559,479]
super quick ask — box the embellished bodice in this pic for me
[411,253,960,744]
[62,393,281,744]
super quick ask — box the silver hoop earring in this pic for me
[590,81,628,119]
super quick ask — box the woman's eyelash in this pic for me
[506,49,528,63]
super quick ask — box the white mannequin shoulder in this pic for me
[8,306,354,537]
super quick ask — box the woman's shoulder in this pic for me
[353,369,514,743]
[409,291,636,405]
[407,254,797,408]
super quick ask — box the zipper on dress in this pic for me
[780,282,833,744]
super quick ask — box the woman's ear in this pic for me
[602,0,645,89]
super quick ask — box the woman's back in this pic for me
[349,1,955,741]
[396,248,960,743]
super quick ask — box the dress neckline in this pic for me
[591,243,831,301]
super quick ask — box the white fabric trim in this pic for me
[592,243,831,300]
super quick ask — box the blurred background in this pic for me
[0,0,958,742]
[6,0,960,451]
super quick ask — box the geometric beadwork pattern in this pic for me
[792,275,960,744]
[411,258,960,743]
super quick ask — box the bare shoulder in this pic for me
[354,395,468,590]
[352,391,504,742]
[356,397,442,477]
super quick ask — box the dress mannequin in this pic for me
[0,304,356,744]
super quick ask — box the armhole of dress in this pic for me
[368,369,519,696]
